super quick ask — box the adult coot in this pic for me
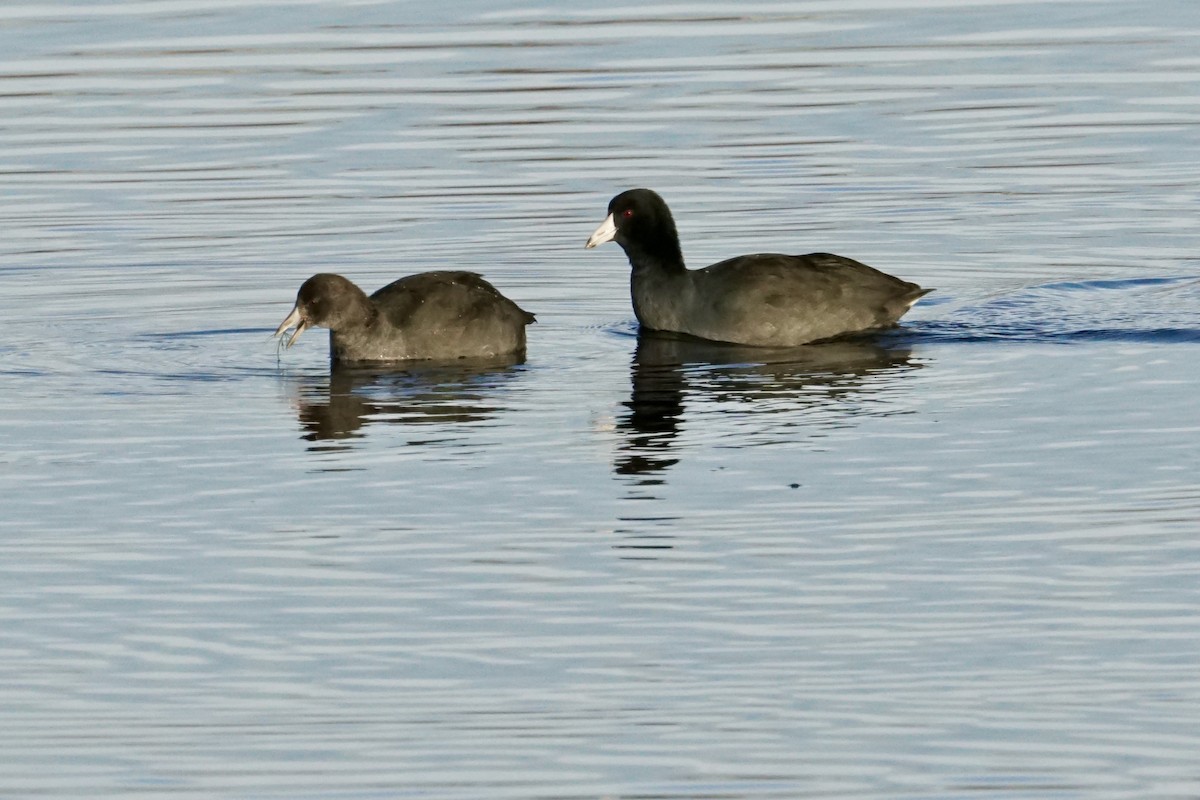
[274,272,534,362]
[586,188,931,346]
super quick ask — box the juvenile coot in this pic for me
[585,188,931,346]
[274,271,535,363]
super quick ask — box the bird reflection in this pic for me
[615,330,921,482]
[288,357,524,450]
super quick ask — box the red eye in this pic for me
[622,208,634,219]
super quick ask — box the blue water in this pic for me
[2,1,1199,798]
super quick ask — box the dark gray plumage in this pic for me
[586,188,931,347]
[274,271,534,363]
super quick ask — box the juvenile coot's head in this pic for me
[274,273,373,348]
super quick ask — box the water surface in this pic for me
[2,1,1200,798]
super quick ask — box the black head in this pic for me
[296,274,370,328]
[585,188,683,270]
[274,273,373,347]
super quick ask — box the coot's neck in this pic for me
[623,247,686,276]
[344,288,379,329]
[625,241,691,334]
[327,291,387,361]
[619,241,686,278]
[619,232,686,276]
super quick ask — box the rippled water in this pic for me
[3,1,1200,798]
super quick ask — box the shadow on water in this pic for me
[285,357,526,452]
[615,330,921,483]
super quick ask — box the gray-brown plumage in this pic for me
[585,188,931,347]
[274,271,534,362]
